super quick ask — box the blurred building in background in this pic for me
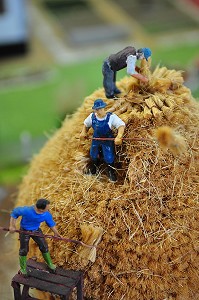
[0,0,29,57]
[0,0,198,60]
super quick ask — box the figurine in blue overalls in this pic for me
[80,99,125,182]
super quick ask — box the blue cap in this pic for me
[142,48,152,61]
[92,99,107,110]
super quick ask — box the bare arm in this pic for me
[131,73,148,83]
[115,125,125,145]
[127,55,148,83]
[50,226,61,237]
[80,125,90,140]
[9,217,17,233]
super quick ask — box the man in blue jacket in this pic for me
[9,198,61,276]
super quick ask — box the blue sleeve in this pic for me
[45,212,56,228]
[10,207,25,219]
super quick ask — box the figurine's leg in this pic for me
[19,255,28,277]
[88,160,99,175]
[113,71,121,95]
[102,61,115,99]
[88,141,100,175]
[31,229,56,272]
[42,252,56,273]
[102,143,117,182]
[19,230,30,276]
[107,163,117,182]
[98,145,103,162]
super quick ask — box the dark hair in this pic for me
[137,48,143,54]
[36,199,50,210]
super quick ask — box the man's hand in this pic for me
[132,73,148,83]
[9,217,17,233]
[51,226,62,238]
[53,232,62,238]
[140,76,149,83]
[54,234,62,239]
[9,225,16,233]
[115,125,125,145]
[80,125,89,141]
[79,133,87,141]
[115,136,123,145]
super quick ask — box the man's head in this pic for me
[92,99,107,118]
[92,99,107,110]
[36,199,50,211]
[137,48,152,61]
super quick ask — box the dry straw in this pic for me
[16,61,199,300]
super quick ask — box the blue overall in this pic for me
[90,112,115,164]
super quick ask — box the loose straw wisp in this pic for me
[154,126,187,155]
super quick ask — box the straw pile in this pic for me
[16,61,199,300]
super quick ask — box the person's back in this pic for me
[108,46,136,71]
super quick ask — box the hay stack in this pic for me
[16,62,199,300]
